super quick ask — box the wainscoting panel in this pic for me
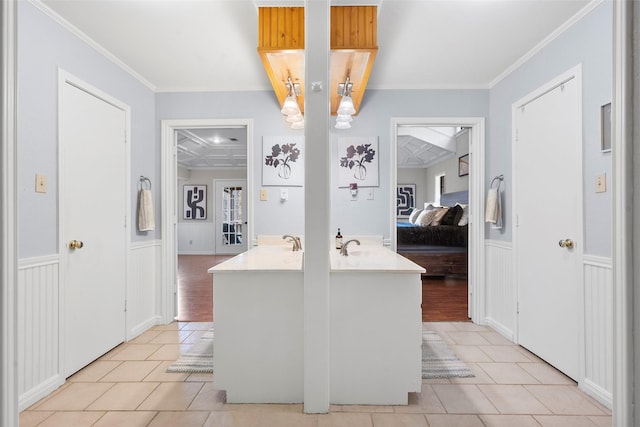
[178,221,214,254]
[582,255,613,408]
[127,240,163,340]
[484,241,515,340]
[17,255,63,411]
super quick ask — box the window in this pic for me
[435,174,445,206]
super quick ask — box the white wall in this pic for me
[487,2,612,257]
[17,1,158,258]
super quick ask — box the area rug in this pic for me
[422,330,474,378]
[167,328,474,379]
[166,329,214,373]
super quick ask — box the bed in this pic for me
[397,191,468,277]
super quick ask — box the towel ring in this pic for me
[139,176,152,190]
[490,175,504,188]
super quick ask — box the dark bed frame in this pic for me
[397,190,469,277]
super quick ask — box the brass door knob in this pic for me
[558,239,574,249]
[68,240,84,250]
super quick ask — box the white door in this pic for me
[60,79,127,377]
[514,72,582,380]
[214,180,247,254]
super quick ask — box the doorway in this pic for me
[161,119,254,323]
[391,117,485,324]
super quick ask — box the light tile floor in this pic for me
[20,322,612,427]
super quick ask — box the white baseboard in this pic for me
[128,315,164,341]
[19,374,64,412]
[581,378,613,409]
[485,316,515,342]
[178,251,215,255]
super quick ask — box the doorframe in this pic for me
[390,117,486,324]
[1,1,18,425]
[511,64,584,383]
[57,69,132,371]
[160,119,253,323]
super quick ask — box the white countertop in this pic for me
[209,244,425,274]
[208,245,304,273]
[330,245,425,273]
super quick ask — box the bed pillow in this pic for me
[416,208,439,226]
[424,202,437,210]
[408,208,423,224]
[457,203,469,226]
[430,207,450,226]
[439,205,462,225]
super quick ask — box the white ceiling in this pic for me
[397,126,460,169]
[37,0,593,168]
[176,127,248,170]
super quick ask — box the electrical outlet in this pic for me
[35,174,47,193]
[260,188,268,201]
[596,174,606,193]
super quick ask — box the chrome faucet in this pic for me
[339,239,360,256]
[282,235,302,251]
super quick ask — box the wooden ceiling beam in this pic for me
[257,6,377,117]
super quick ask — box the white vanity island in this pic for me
[330,244,425,405]
[208,245,304,404]
[209,242,424,406]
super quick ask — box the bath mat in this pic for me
[166,329,214,373]
[422,330,474,378]
[167,328,474,379]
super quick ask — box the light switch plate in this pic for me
[35,174,47,193]
[367,188,374,200]
[596,174,606,193]
[280,188,288,201]
[260,188,268,201]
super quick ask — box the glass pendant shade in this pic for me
[337,95,355,116]
[291,119,305,129]
[336,114,353,123]
[286,113,304,123]
[335,120,351,129]
[281,95,300,116]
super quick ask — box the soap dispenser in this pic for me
[335,228,343,249]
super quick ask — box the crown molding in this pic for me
[28,0,157,92]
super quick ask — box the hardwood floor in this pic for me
[177,254,233,322]
[422,276,469,322]
[178,255,470,322]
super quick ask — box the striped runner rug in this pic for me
[166,329,214,373]
[422,330,474,378]
[167,328,474,379]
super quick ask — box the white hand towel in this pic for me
[485,187,502,229]
[137,189,155,231]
